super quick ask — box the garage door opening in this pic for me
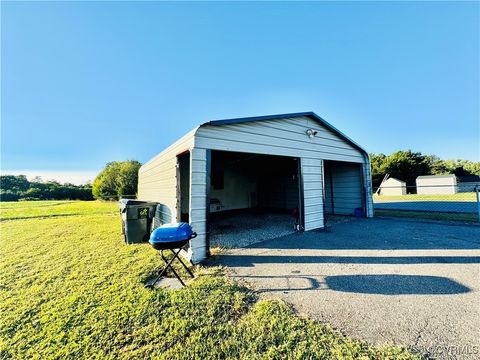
[208,150,302,248]
[323,160,365,221]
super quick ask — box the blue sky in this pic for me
[2,1,479,183]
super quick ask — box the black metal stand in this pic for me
[146,248,195,288]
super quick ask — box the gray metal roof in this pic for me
[204,112,368,157]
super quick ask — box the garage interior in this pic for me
[208,150,301,248]
[323,160,364,219]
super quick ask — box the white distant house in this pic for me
[137,112,374,264]
[378,177,406,196]
[416,174,457,195]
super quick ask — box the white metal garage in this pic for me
[138,112,373,264]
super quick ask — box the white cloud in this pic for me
[1,170,98,185]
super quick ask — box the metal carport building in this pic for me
[138,112,373,263]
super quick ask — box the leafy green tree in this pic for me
[0,190,20,201]
[464,161,480,176]
[0,175,30,192]
[0,175,93,201]
[370,151,480,189]
[369,153,387,187]
[370,150,430,188]
[424,155,449,175]
[423,158,480,177]
[385,151,430,186]
[92,160,142,200]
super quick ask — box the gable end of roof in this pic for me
[202,112,368,158]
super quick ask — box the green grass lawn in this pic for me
[0,201,420,359]
[0,200,116,220]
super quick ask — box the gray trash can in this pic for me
[119,199,158,244]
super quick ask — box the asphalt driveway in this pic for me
[212,217,480,359]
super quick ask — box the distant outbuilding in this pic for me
[378,177,407,196]
[416,174,457,195]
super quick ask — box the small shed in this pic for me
[138,112,373,264]
[378,177,406,196]
[416,174,457,195]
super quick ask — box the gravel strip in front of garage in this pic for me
[209,212,295,248]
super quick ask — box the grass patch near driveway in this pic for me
[0,201,420,359]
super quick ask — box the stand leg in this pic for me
[146,250,178,288]
[173,251,195,278]
[161,250,186,287]
[146,248,194,288]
